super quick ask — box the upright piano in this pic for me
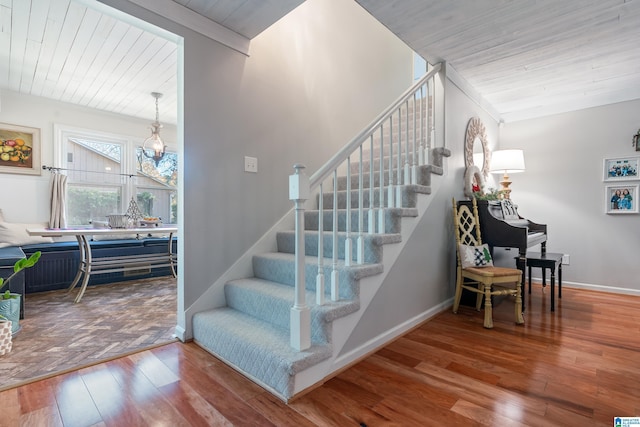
[477,199,546,261]
[458,199,547,307]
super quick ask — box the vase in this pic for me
[0,320,12,354]
[0,294,21,335]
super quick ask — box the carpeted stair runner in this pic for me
[193,147,450,400]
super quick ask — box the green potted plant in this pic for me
[0,251,41,336]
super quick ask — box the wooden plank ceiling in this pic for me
[0,0,179,124]
[1,0,638,125]
[355,0,640,122]
[0,0,303,125]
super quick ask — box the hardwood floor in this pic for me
[1,283,638,426]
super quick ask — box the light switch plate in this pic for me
[244,156,258,173]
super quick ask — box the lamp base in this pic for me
[498,173,512,199]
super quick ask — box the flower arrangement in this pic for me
[472,187,501,201]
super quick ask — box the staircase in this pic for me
[193,64,449,401]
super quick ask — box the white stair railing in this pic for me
[288,64,442,351]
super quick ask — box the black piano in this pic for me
[458,199,547,307]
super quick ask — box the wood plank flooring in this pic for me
[1,283,639,426]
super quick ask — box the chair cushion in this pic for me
[464,265,522,278]
[459,243,493,268]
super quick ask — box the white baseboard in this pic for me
[530,277,640,297]
[173,325,187,342]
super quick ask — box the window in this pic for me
[413,52,427,81]
[136,149,178,223]
[57,127,177,226]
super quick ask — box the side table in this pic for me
[526,252,563,311]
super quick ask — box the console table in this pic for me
[526,252,563,311]
[27,226,177,303]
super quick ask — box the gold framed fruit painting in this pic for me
[0,123,41,175]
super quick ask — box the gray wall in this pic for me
[500,99,640,294]
[98,0,415,335]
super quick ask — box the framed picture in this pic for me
[605,184,639,214]
[603,156,639,181]
[0,123,41,175]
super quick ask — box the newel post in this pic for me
[289,164,311,351]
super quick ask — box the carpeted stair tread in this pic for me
[252,252,383,300]
[193,307,332,399]
[321,184,431,209]
[276,230,402,264]
[304,207,418,234]
[277,230,403,246]
[225,277,360,343]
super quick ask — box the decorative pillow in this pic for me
[459,243,493,268]
[0,222,54,248]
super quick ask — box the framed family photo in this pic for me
[0,123,41,175]
[603,156,639,182]
[605,184,638,214]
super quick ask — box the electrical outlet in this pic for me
[244,156,258,173]
[562,254,570,265]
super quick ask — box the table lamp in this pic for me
[490,149,525,199]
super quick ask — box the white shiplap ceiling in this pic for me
[356,0,640,122]
[1,0,639,125]
[0,0,180,124]
[0,0,303,125]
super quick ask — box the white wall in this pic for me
[0,90,177,223]
[98,0,415,337]
[500,99,640,294]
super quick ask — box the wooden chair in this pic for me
[452,198,524,328]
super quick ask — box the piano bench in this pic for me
[525,252,563,311]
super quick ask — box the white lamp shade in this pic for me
[490,149,525,173]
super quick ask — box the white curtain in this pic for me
[49,172,67,228]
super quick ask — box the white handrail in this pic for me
[308,63,441,188]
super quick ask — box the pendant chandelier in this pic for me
[142,92,166,166]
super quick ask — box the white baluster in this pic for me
[368,135,375,235]
[403,101,410,186]
[411,93,418,184]
[419,85,426,166]
[396,108,403,207]
[387,116,395,209]
[316,182,325,306]
[357,145,364,264]
[331,170,339,301]
[289,164,310,351]
[428,81,434,160]
[378,126,386,234]
[345,156,352,267]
